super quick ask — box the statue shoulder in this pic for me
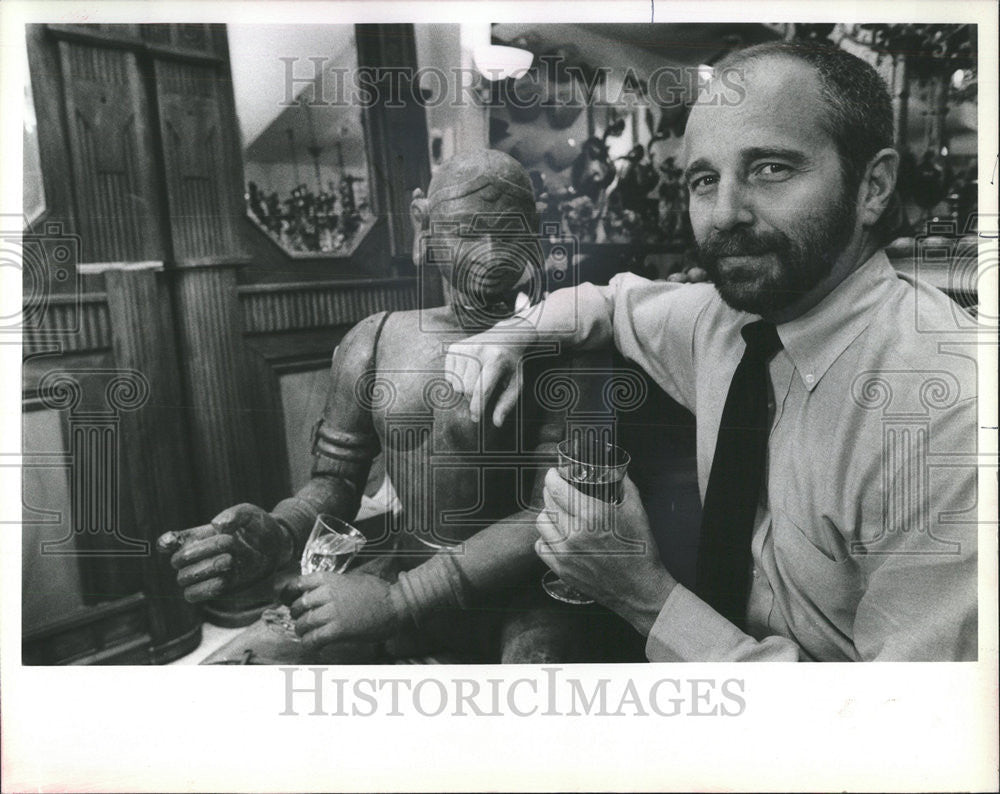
[331,311,392,374]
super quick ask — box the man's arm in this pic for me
[570,397,980,663]
[851,396,978,661]
[536,469,805,662]
[446,282,616,427]
[447,276,707,428]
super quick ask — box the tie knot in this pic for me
[740,320,782,358]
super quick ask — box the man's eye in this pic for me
[688,175,718,193]
[754,163,791,179]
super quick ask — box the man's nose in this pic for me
[711,179,755,232]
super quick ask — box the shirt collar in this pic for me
[776,250,898,392]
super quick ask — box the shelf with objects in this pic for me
[488,23,979,309]
[486,24,782,286]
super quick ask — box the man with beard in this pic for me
[445,42,978,661]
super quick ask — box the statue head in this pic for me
[410,150,542,325]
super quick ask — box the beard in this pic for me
[694,190,857,317]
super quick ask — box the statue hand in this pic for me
[156,503,289,602]
[283,572,401,647]
[445,320,537,428]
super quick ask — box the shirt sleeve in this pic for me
[851,396,979,661]
[533,276,713,412]
[605,274,716,412]
[645,585,804,662]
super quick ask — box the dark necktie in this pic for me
[695,320,783,628]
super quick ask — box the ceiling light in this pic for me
[473,45,534,81]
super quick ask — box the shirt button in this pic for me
[805,373,815,385]
[752,568,759,578]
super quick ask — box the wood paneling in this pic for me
[23,293,111,355]
[239,277,421,334]
[172,266,261,516]
[24,21,435,657]
[154,58,245,264]
[58,39,164,264]
[22,592,201,665]
[104,268,201,646]
[21,410,87,630]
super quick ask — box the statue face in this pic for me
[426,191,541,309]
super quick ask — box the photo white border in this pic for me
[1,2,996,792]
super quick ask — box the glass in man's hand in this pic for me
[542,436,631,604]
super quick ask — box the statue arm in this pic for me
[270,313,385,564]
[390,510,542,626]
[389,384,564,625]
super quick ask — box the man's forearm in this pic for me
[506,283,616,351]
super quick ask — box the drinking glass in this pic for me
[261,514,367,639]
[541,436,631,604]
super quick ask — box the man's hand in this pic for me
[444,322,537,428]
[283,571,401,648]
[536,468,677,636]
[156,503,289,602]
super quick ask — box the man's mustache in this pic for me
[698,228,790,261]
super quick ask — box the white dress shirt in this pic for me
[558,251,978,661]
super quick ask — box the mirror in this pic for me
[228,25,374,255]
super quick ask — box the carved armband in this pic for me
[310,418,379,496]
[390,550,471,628]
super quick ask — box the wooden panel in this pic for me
[239,278,422,334]
[139,23,226,60]
[154,58,245,264]
[58,39,163,263]
[21,409,87,632]
[243,340,294,512]
[23,293,111,355]
[278,369,330,493]
[172,266,261,516]
[34,367,147,604]
[104,268,202,646]
[139,24,172,45]
[22,591,201,665]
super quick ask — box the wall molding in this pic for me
[238,277,422,334]
[23,293,112,355]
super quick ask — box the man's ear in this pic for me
[860,147,899,229]
[410,188,429,266]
